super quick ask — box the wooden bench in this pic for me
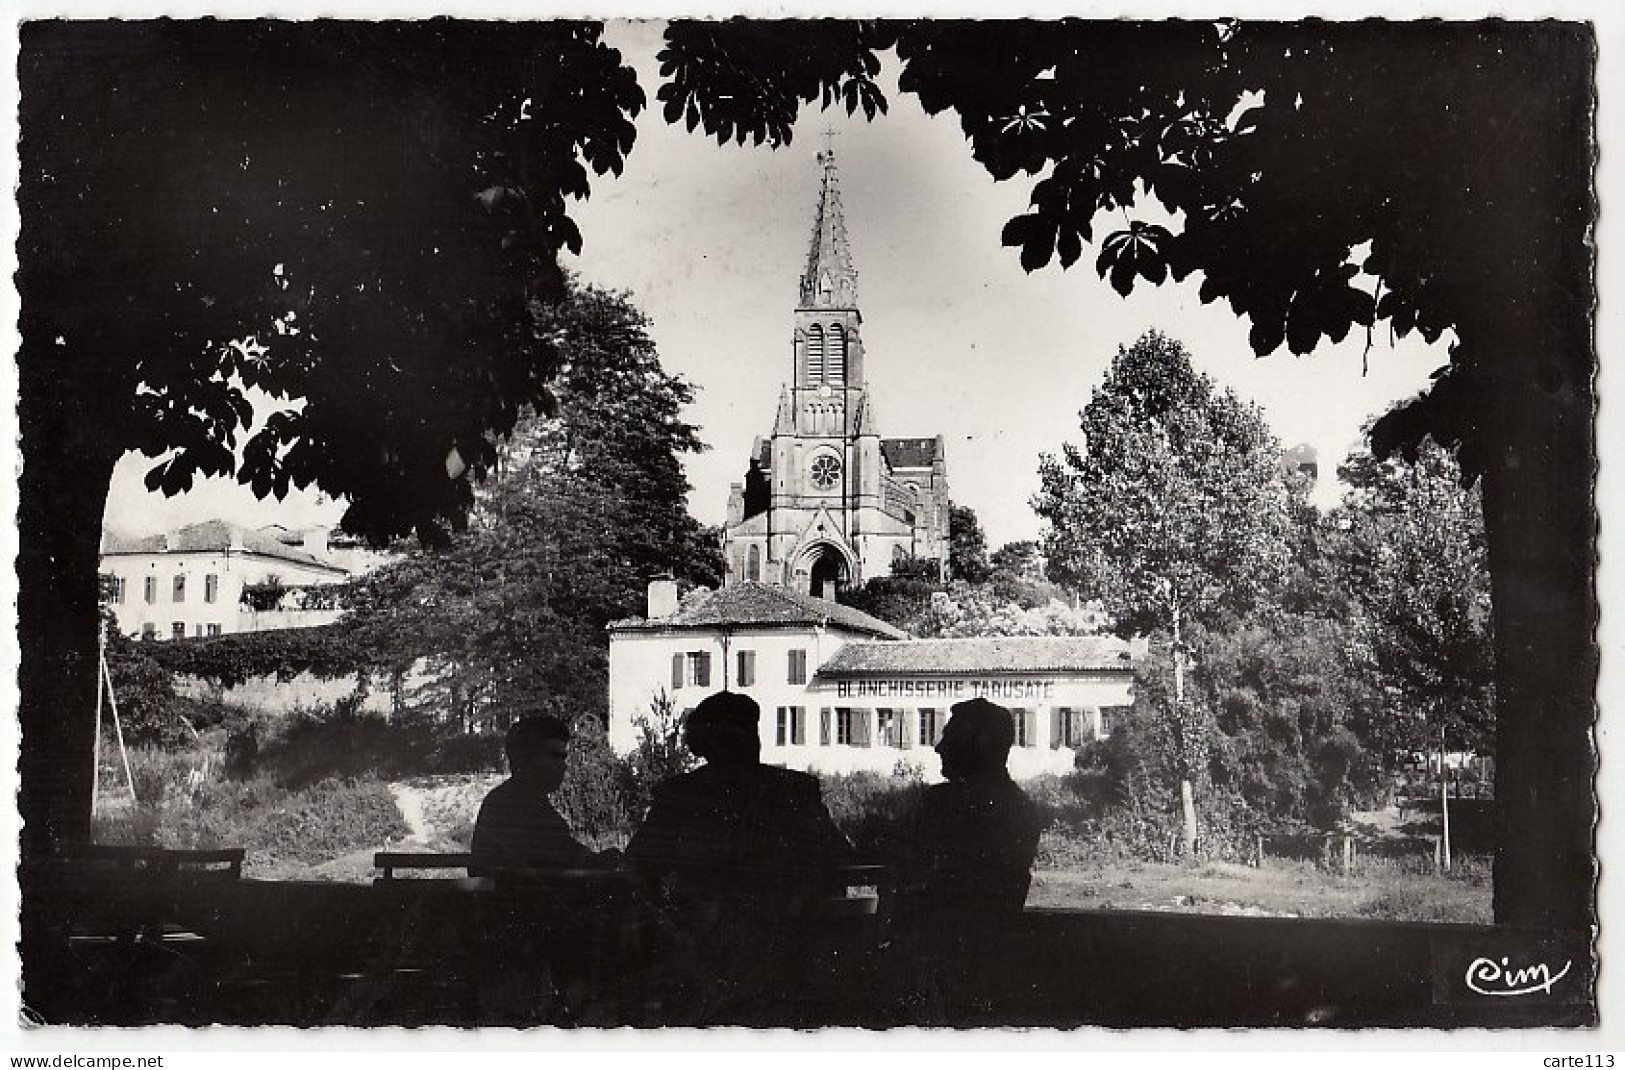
[56,844,245,878]
[373,851,477,881]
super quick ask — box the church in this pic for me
[722,149,951,599]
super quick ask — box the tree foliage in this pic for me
[342,282,720,728]
[1034,331,1297,635]
[947,503,991,584]
[18,21,645,852]
[1331,433,1494,759]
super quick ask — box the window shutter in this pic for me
[853,709,871,748]
[776,707,788,746]
[1024,708,1039,748]
[696,652,712,688]
[671,653,684,690]
[737,650,754,688]
[788,649,807,685]
[794,707,807,745]
[820,708,832,746]
[1050,708,1065,749]
[900,710,913,749]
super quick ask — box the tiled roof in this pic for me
[610,582,906,640]
[817,635,1139,677]
[101,520,346,573]
[881,438,939,470]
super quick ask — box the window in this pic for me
[112,577,126,605]
[746,544,761,582]
[787,649,807,685]
[1100,705,1131,740]
[194,624,204,638]
[687,651,712,689]
[205,574,219,604]
[143,577,157,605]
[171,622,185,640]
[878,708,908,749]
[809,453,841,491]
[206,623,222,637]
[776,706,805,746]
[172,575,186,603]
[1052,707,1097,748]
[1012,707,1038,748]
[671,653,684,690]
[737,650,756,688]
[918,708,942,748]
[806,324,825,383]
[836,708,871,747]
[141,623,157,640]
[827,324,846,385]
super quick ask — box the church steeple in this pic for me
[799,146,859,310]
[792,146,866,400]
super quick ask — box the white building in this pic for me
[100,520,352,640]
[608,581,1140,780]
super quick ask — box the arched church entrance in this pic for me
[802,543,851,601]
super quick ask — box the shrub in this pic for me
[818,771,925,859]
[554,714,638,850]
[625,690,696,817]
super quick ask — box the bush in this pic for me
[554,714,638,850]
[818,771,925,859]
[92,759,409,869]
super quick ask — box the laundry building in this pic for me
[721,148,951,598]
[608,581,1140,780]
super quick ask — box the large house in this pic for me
[608,581,1139,780]
[721,148,952,598]
[100,520,354,640]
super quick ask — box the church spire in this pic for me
[799,143,858,309]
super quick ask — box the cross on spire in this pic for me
[820,125,840,159]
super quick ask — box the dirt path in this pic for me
[389,782,432,844]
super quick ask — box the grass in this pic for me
[1027,854,1492,923]
[87,707,1494,923]
[91,735,410,879]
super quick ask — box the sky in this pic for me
[102,19,1449,549]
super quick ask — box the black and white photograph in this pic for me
[5,6,1612,1046]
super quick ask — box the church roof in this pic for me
[610,582,906,640]
[101,519,346,573]
[881,438,941,470]
[816,635,1141,677]
[799,148,858,308]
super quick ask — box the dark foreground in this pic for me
[20,857,1594,1029]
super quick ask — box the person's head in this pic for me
[685,691,762,767]
[505,715,571,792]
[936,698,1015,782]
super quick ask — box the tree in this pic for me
[343,281,721,727]
[1332,434,1494,769]
[990,541,1041,580]
[1033,331,1297,855]
[17,22,642,853]
[947,503,991,584]
[657,18,1593,929]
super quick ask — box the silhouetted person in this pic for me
[629,690,852,910]
[626,690,853,1021]
[893,697,1043,1023]
[908,697,1043,919]
[471,715,599,873]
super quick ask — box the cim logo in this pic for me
[1464,955,1573,997]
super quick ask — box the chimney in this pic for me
[304,526,330,557]
[647,576,679,619]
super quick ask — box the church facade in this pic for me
[722,149,951,599]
